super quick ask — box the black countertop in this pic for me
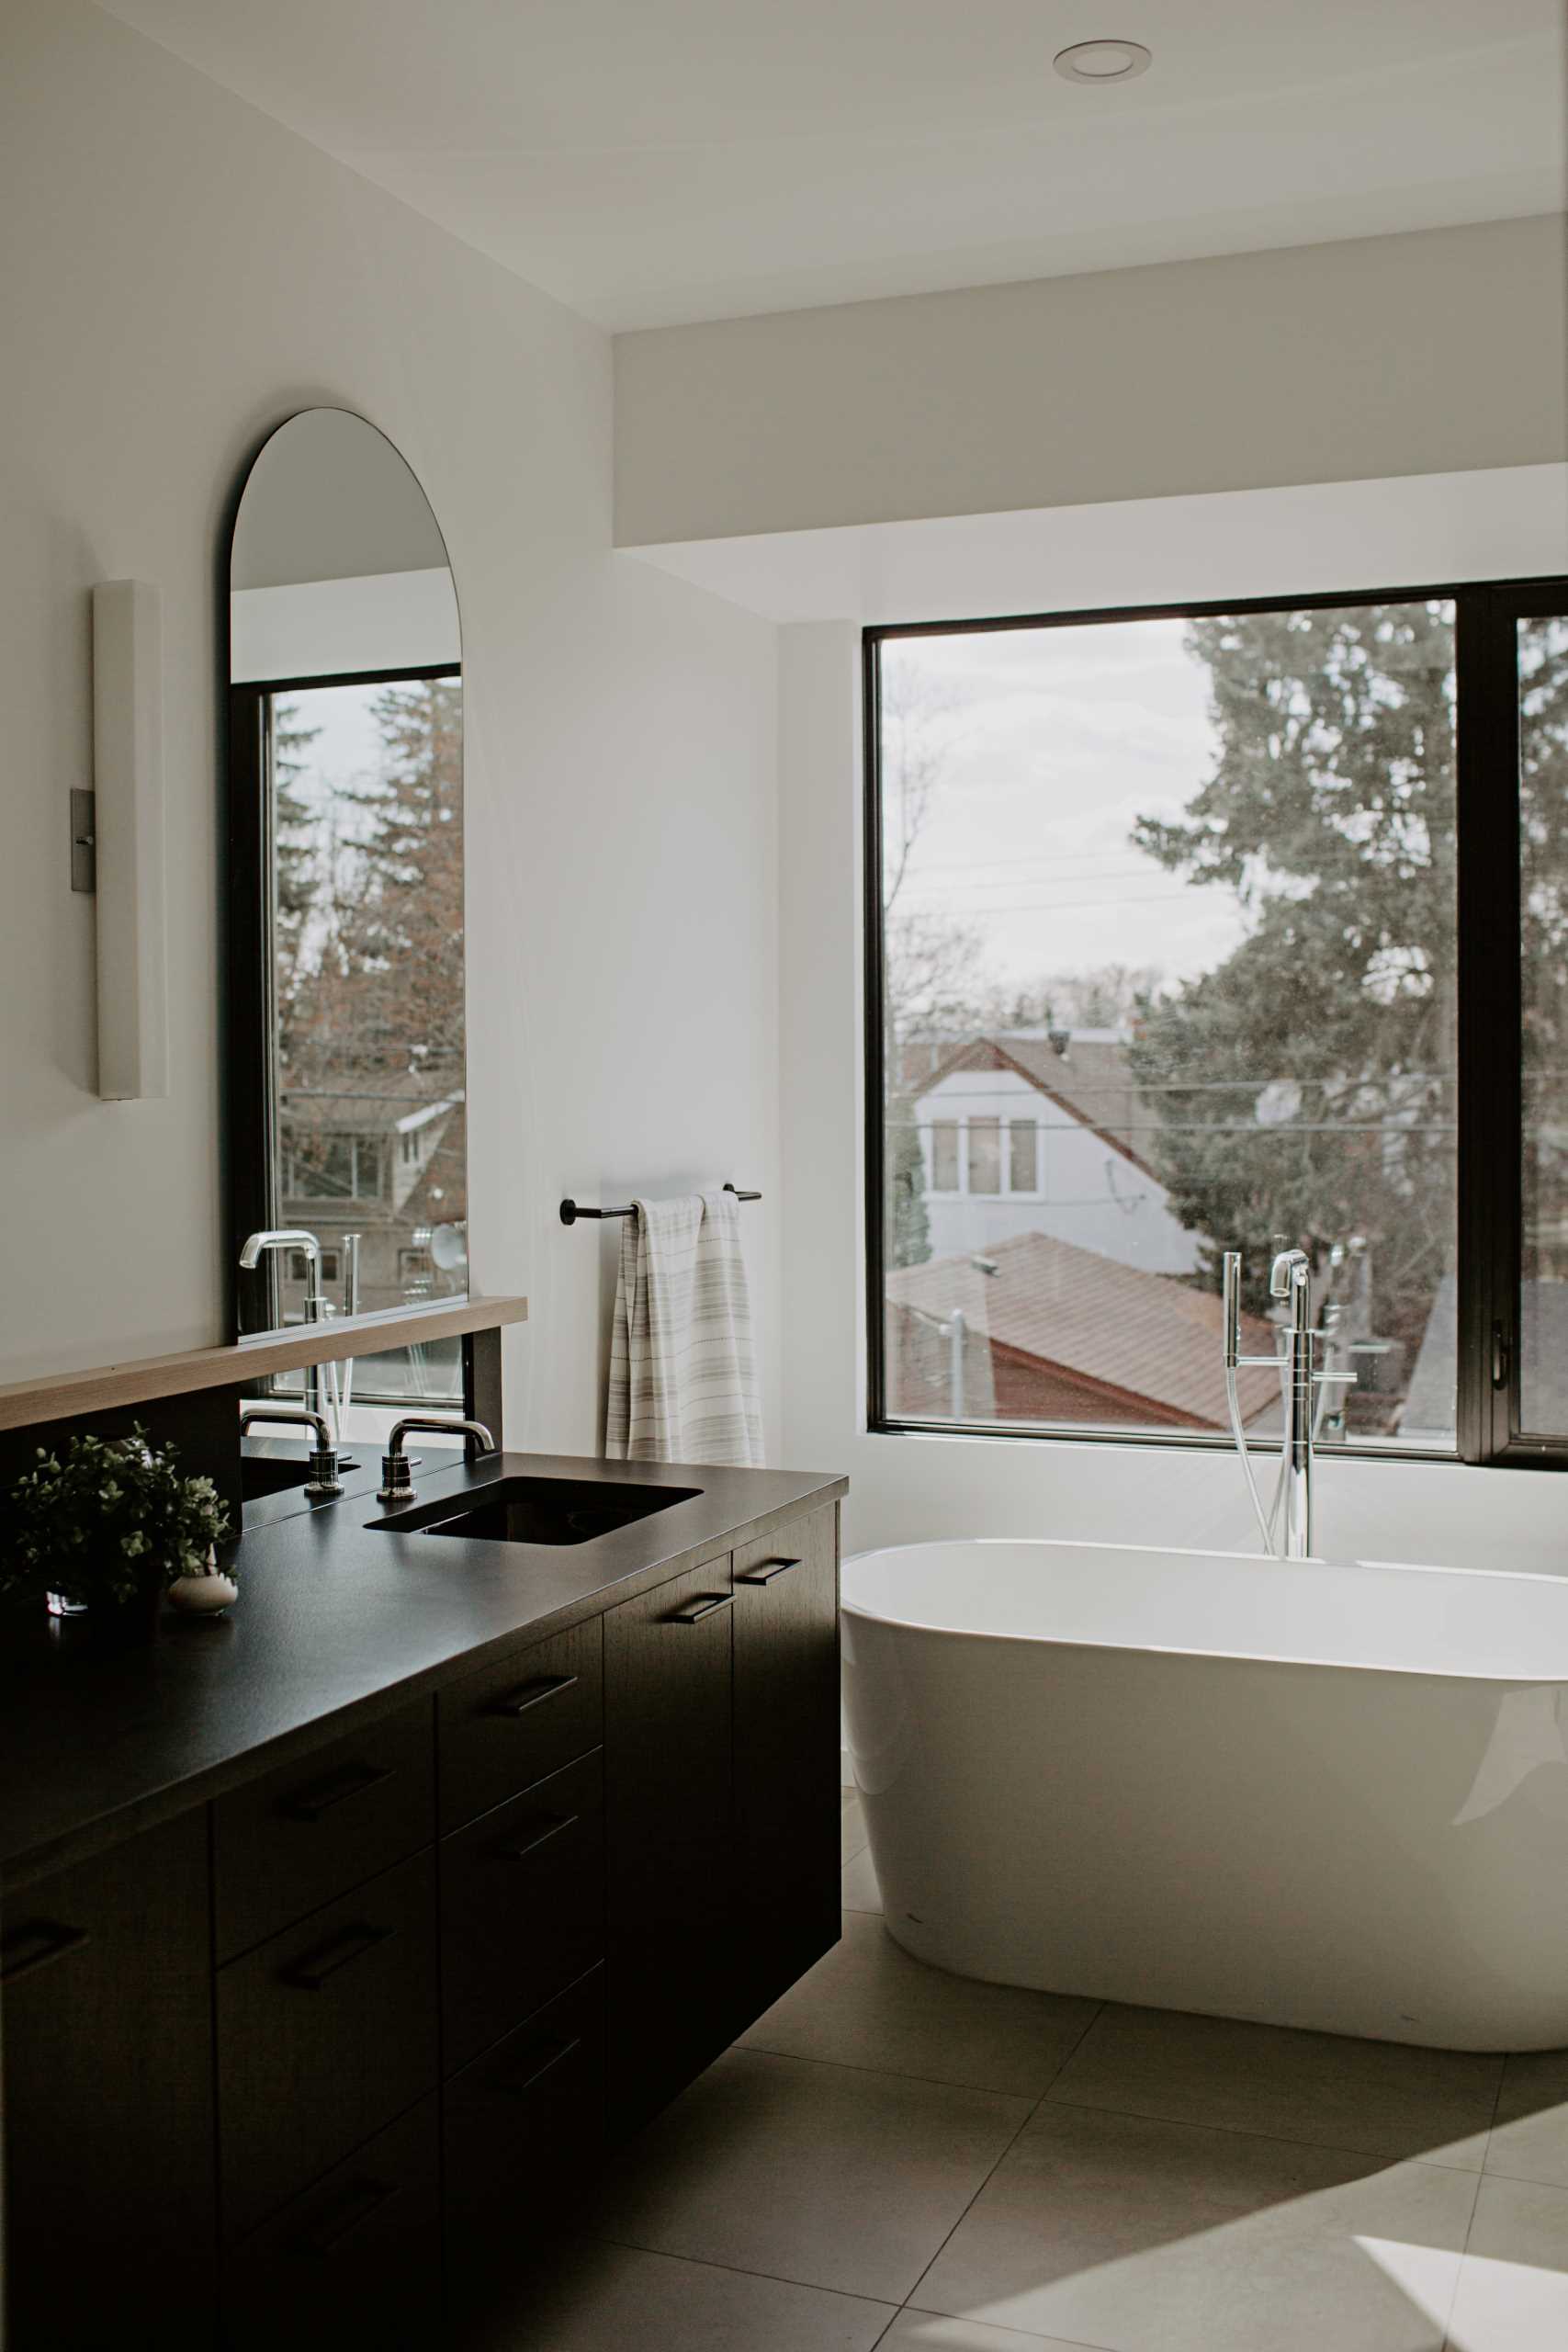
[0,1451,847,1891]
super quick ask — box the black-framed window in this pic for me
[864,579,1568,1466]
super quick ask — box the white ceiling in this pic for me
[99,0,1566,332]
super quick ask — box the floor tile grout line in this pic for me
[893,2002,1108,2318]
[725,2031,1510,2180]
[1438,2060,1517,2352]
[731,2033,1100,2104]
[1034,2086,1506,2176]
[591,2226,902,2313]
[900,2312,1120,2352]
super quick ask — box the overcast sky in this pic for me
[886,618,1251,1002]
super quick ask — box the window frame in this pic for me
[863,575,1568,1469]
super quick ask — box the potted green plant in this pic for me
[3,1425,232,1637]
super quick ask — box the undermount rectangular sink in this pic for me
[380,1476,702,1548]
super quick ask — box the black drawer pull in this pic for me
[1,1921,91,1986]
[298,2176,400,2256]
[735,1555,802,1587]
[280,1921,395,1991]
[282,1760,396,1822]
[666,1592,733,1624]
[496,1812,579,1862]
[486,1672,579,1719]
[495,2034,582,2102]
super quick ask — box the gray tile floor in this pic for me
[491,1792,1568,2350]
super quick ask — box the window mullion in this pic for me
[1454,585,1523,1464]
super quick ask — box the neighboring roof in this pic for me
[920,1034,1154,1171]
[887,1228,1279,1430]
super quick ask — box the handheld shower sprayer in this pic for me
[1222,1247,1354,1560]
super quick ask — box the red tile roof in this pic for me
[887,1227,1280,1429]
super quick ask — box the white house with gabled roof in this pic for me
[912,1031,1200,1277]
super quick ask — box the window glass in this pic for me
[1518,613,1568,1433]
[875,605,1458,1446]
[930,1120,959,1191]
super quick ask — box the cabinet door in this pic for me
[440,1747,604,2073]
[604,1555,734,2136]
[217,1849,438,2244]
[732,1505,841,2020]
[214,1696,434,1961]
[221,2095,441,2352]
[443,1964,605,2333]
[2,1808,216,2349]
[438,1616,603,1834]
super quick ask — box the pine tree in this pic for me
[336,678,465,1071]
[270,698,321,1067]
[1128,604,1461,1353]
[1129,605,1568,1385]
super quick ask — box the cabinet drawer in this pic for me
[221,2094,440,2352]
[438,1616,602,1832]
[218,1849,437,2243]
[444,1967,605,2314]
[440,1748,604,2074]
[215,1697,434,1961]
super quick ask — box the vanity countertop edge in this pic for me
[0,1451,848,1893]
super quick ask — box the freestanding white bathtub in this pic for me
[841,1538,1568,2052]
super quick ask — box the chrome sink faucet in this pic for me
[239,1406,344,1499]
[377,1416,496,1508]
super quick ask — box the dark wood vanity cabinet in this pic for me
[732,1506,842,2011]
[0,1496,840,2348]
[0,1807,216,2350]
[604,1501,840,2131]
[605,1552,740,2132]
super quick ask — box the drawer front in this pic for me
[215,1697,435,1961]
[444,1967,605,2308]
[218,1849,437,2244]
[440,1748,604,2075]
[221,2095,441,2352]
[438,1616,603,1833]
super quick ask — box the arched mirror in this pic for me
[227,410,467,1413]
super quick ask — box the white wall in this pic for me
[0,0,781,1460]
[778,477,1568,1577]
[616,215,1568,547]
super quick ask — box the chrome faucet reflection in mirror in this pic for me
[238,1227,362,1434]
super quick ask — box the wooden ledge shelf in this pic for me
[0,1296,529,1432]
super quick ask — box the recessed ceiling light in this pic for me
[1053,39,1152,85]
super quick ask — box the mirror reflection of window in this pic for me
[229,409,468,1412]
[267,673,465,1330]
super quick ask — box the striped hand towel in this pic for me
[604,1189,763,1466]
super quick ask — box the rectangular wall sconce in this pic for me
[91,580,168,1101]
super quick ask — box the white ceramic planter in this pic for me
[167,1569,238,1615]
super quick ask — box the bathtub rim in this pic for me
[840,1533,1568,1689]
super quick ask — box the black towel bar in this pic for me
[559,1183,761,1227]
